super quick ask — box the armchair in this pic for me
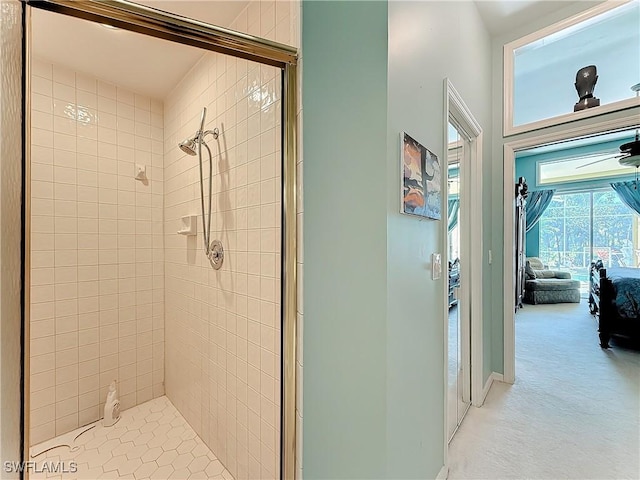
[524,257,581,304]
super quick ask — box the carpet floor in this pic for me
[448,302,640,480]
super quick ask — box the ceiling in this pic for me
[474,0,588,36]
[31,1,249,99]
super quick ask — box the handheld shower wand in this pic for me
[178,107,223,270]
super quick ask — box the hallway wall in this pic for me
[302,0,492,478]
[29,60,165,445]
[386,0,493,475]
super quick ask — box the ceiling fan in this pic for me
[575,83,640,171]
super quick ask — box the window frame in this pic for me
[503,0,640,137]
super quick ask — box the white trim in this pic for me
[505,0,631,55]
[481,372,504,405]
[502,111,640,386]
[436,465,449,480]
[443,79,485,456]
[445,80,484,408]
[506,99,640,137]
[502,0,635,137]
[442,82,450,468]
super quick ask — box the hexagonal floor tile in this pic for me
[156,450,179,467]
[191,444,210,459]
[132,433,154,446]
[140,447,163,463]
[166,426,185,439]
[133,461,158,480]
[98,470,120,479]
[111,442,135,458]
[188,471,209,480]
[175,439,196,455]
[106,427,128,440]
[205,460,225,477]
[102,455,127,473]
[117,458,143,476]
[84,435,109,451]
[125,444,149,461]
[139,422,159,434]
[75,448,113,469]
[187,455,210,474]
[168,468,191,480]
[145,412,163,423]
[180,429,196,441]
[149,465,174,480]
[98,439,121,455]
[145,436,166,450]
[152,424,172,438]
[119,430,140,444]
[171,453,194,471]
[28,396,232,480]
[161,437,182,452]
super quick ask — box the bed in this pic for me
[589,260,640,348]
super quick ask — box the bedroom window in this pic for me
[503,0,640,136]
[538,189,640,292]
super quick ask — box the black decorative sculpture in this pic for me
[574,65,601,112]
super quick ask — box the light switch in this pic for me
[432,253,442,280]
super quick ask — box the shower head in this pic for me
[178,107,220,156]
[179,136,198,156]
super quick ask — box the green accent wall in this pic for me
[302,2,389,477]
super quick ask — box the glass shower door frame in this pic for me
[22,2,300,478]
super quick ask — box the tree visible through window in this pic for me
[539,189,639,290]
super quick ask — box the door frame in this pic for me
[502,112,640,384]
[443,78,484,455]
[22,1,299,478]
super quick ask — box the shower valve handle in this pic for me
[208,240,224,270]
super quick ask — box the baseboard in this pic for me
[481,372,504,404]
[436,465,449,480]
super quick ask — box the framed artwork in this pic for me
[401,132,441,220]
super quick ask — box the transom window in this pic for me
[504,1,640,135]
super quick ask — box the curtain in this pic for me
[525,189,555,232]
[448,198,459,232]
[611,181,640,215]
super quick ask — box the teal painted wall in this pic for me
[302,2,389,477]
[515,137,636,257]
[303,0,493,478]
[386,2,493,477]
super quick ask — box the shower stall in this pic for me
[24,1,299,479]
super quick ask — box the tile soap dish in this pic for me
[177,215,197,236]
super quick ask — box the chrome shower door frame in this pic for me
[22,2,299,478]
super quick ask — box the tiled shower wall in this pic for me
[29,59,165,445]
[164,55,282,480]
[163,3,297,479]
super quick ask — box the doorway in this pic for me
[503,117,640,382]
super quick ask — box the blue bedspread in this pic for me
[608,268,640,319]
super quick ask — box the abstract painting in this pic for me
[401,132,441,219]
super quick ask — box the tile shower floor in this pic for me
[30,396,233,480]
